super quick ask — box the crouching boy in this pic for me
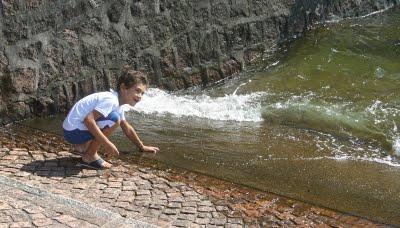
[62,66,159,169]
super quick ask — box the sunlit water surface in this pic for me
[26,7,400,225]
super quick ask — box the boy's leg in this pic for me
[73,141,91,154]
[82,115,121,168]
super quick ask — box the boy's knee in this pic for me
[107,111,121,123]
[96,111,121,129]
[114,119,121,128]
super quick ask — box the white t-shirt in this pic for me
[62,90,126,131]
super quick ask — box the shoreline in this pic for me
[0,124,390,227]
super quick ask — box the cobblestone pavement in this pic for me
[0,126,390,227]
[0,175,155,228]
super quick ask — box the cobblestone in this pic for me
[0,126,390,227]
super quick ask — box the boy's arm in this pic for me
[120,119,159,153]
[84,110,119,156]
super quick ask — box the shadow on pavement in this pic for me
[20,157,86,177]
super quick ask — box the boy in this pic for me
[62,66,159,169]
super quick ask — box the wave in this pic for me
[131,88,399,157]
[261,155,400,167]
[132,88,266,122]
[261,101,394,152]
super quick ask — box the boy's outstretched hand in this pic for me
[105,141,120,156]
[140,145,160,153]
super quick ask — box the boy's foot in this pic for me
[81,155,112,169]
[78,157,111,170]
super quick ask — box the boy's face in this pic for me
[120,83,147,106]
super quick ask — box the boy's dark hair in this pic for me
[117,65,149,91]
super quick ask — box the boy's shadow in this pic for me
[20,156,94,177]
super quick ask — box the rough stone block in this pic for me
[10,67,39,93]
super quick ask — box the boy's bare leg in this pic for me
[82,123,119,168]
[73,141,91,154]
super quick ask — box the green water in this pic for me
[25,7,400,226]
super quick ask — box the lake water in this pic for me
[25,7,400,225]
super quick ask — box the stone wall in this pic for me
[0,0,398,123]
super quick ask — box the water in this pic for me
[25,8,400,225]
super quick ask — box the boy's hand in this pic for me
[104,141,120,156]
[140,145,160,153]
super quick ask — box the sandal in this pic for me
[77,158,110,170]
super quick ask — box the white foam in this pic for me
[393,138,400,157]
[265,155,400,167]
[131,88,266,122]
[326,7,393,23]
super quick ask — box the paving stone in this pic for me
[117,195,134,202]
[151,200,167,207]
[169,197,185,203]
[182,201,197,207]
[125,205,143,212]
[2,156,19,160]
[42,211,60,218]
[168,182,186,188]
[225,223,243,228]
[108,177,124,182]
[22,206,45,214]
[32,218,53,227]
[212,212,226,219]
[186,196,202,202]
[9,221,31,228]
[172,219,192,227]
[152,195,167,201]
[0,215,12,223]
[197,213,213,218]
[45,223,69,228]
[114,201,130,208]
[153,184,169,189]
[182,191,198,197]
[0,203,12,211]
[149,204,163,210]
[181,207,197,214]
[64,220,97,228]
[9,213,29,223]
[210,218,227,226]
[198,206,215,212]
[164,209,180,215]
[137,184,153,190]
[195,217,210,225]
[13,172,31,178]
[100,198,114,203]
[30,213,46,220]
[135,195,151,202]
[147,209,162,217]
[227,217,243,224]
[134,201,151,207]
[101,193,119,199]
[81,170,99,177]
[107,182,122,188]
[197,201,213,207]
[216,206,229,212]
[166,202,182,209]
[122,186,138,191]
[104,188,121,194]
[205,224,223,228]
[136,190,151,196]
[166,192,181,197]
[53,215,76,224]
[177,213,196,221]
